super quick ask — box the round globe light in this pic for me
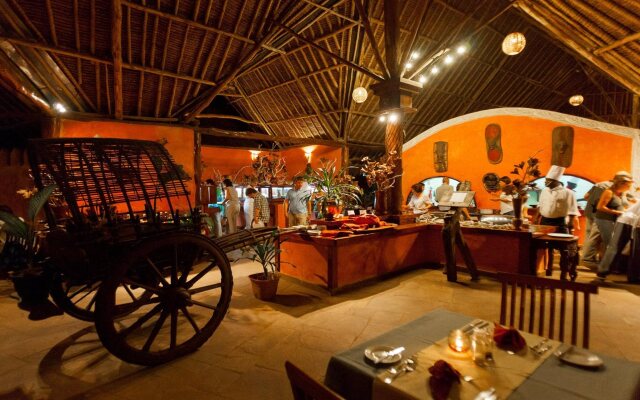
[569,94,584,106]
[352,87,368,103]
[502,32,526,55]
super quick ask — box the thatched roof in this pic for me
[0,0,638,155]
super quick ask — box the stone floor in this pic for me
[0,260,639,400]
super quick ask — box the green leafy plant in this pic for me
[304,159,362,216]
[243,232,283,280]
[0,185,57,273]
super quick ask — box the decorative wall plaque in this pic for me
[551,126,574,167]
[485,123,503,164]
[482,172,501,192]
[434,141,448,172]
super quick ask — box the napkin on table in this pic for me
[493,323,527,352]
[428,360,461,400]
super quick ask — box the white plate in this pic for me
[547,233,575,238]
[364,345,403,364]
[556,347,604,368]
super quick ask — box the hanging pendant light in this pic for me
[352,87,368,103]
[569,95,584,106]
[502,32,526,55]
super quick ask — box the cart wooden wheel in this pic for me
[50,274,155,322]
[95,233,232,365]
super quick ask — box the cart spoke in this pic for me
[123,283,139,302]
[122,279,162,295]
[179,306,201,334]
[145,257,171,287]
[170,308,178,349]
[142,310,169,352]
[186,262,216,288]
[85,291,98,311]
[118,303,163,339]
[72,285,100,305]
[185,298,217,311]
[67,282,98,300]
[189,283,222,295]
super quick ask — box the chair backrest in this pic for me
[497,273,598,348]
[285,361,344,400]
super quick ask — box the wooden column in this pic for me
[111,0,123,119]
[194,129,202,207]
[384,117,403,214]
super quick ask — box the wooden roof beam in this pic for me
[276,22,383,82]
[197,113,261,125]
[111,0,123,119]
[594,31,640,56]
[199,127,344,147]
[579,63,626,125]
[300,0,361,25]
[122,1,284,54]
[353,0,389,78]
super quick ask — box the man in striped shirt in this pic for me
[246,188,270,228]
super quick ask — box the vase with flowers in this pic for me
[305,159,362,220]
[360,151,401,215]
[498,155,541,230]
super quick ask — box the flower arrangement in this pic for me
[360,151,401,192]
[499,155,541,198]
[305,159,362,216]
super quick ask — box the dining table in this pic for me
[324,308,640,399]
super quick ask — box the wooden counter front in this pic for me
[279,223,550,293]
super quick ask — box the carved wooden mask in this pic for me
[434,141,448,172]
[482,172,501,192]
[485,123,503,164]
[551,126,574,167]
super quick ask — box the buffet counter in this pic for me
[279,223,554,293]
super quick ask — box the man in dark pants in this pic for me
[535,165,578,276]
[442,208,479,282]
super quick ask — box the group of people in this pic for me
[404,177,457,215]
[220,175,312,234]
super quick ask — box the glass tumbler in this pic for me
[471,327,493,365]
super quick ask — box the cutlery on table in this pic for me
[382,355,417,384]
[554,345,574,359]
[474,387,497,400]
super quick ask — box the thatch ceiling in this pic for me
[0,0,638,154]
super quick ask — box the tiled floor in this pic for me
[0,261,638,399]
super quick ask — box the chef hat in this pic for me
[545,165,565,181]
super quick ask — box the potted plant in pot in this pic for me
[243,232,283,301]
[0,185,58,313]
[305,159,362,220]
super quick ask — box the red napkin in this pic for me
[428,360,461,400]
[493,323,527,352]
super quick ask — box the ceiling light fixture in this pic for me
[405,62,413,70]
[569,94,584,106]
[456,45,467,55]
[352,87,368,103]
[444,55,454,65]
[431,66,439,75]
[53,102,67,113]
[388,113,398,123]
[379,115,387,123]
[502,32,526,55]
[419,75,427,84]
[410,51,419,60]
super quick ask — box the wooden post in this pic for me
[111,0,123,119]
[384,117,403,214]
[194,129,202,207]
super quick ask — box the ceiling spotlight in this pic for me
[410,51,419,60]
[431,66,439,75]
[53,102,67,113]
[405,62,413,70]
[419,75,427,84]
[388,113,398,123]
[379,115,387,123]
[444,55,454,65]
[456,45,467,55]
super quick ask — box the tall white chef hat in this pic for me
[545,165,565,181]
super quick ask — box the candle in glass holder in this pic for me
[448,329,471,352]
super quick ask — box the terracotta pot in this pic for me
[10,271,50,309]
[248,272,279,301]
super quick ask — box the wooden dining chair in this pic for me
[496,272,598,348]
[284,361,344,400]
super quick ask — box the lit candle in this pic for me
[448,329,470,352]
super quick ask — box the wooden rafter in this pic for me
[353,0,388,78]
[276,22,383,82]
[594,31,640,56]
[399,0,432,77]
[579,63,626,125]
[122,1,284,54]
[300,0,360,25]
[112,0,123,119]
[199,126,344,147]
[197,113,261,125]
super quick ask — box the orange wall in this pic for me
[200,144,343,183]
[403,114,633,211]
[59,119,195,210]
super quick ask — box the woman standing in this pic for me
[405,183,432,214]
[594,173,633,248]
[223,178,240,234]
[243,186,254,229]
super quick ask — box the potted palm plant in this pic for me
[0,185,57,311]
[245,232,283,301]
[305,159,362,220]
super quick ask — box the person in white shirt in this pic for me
[491,192,514,215]
[435,177,454,203]
[535,165,578,233]
[405,183,432,214]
